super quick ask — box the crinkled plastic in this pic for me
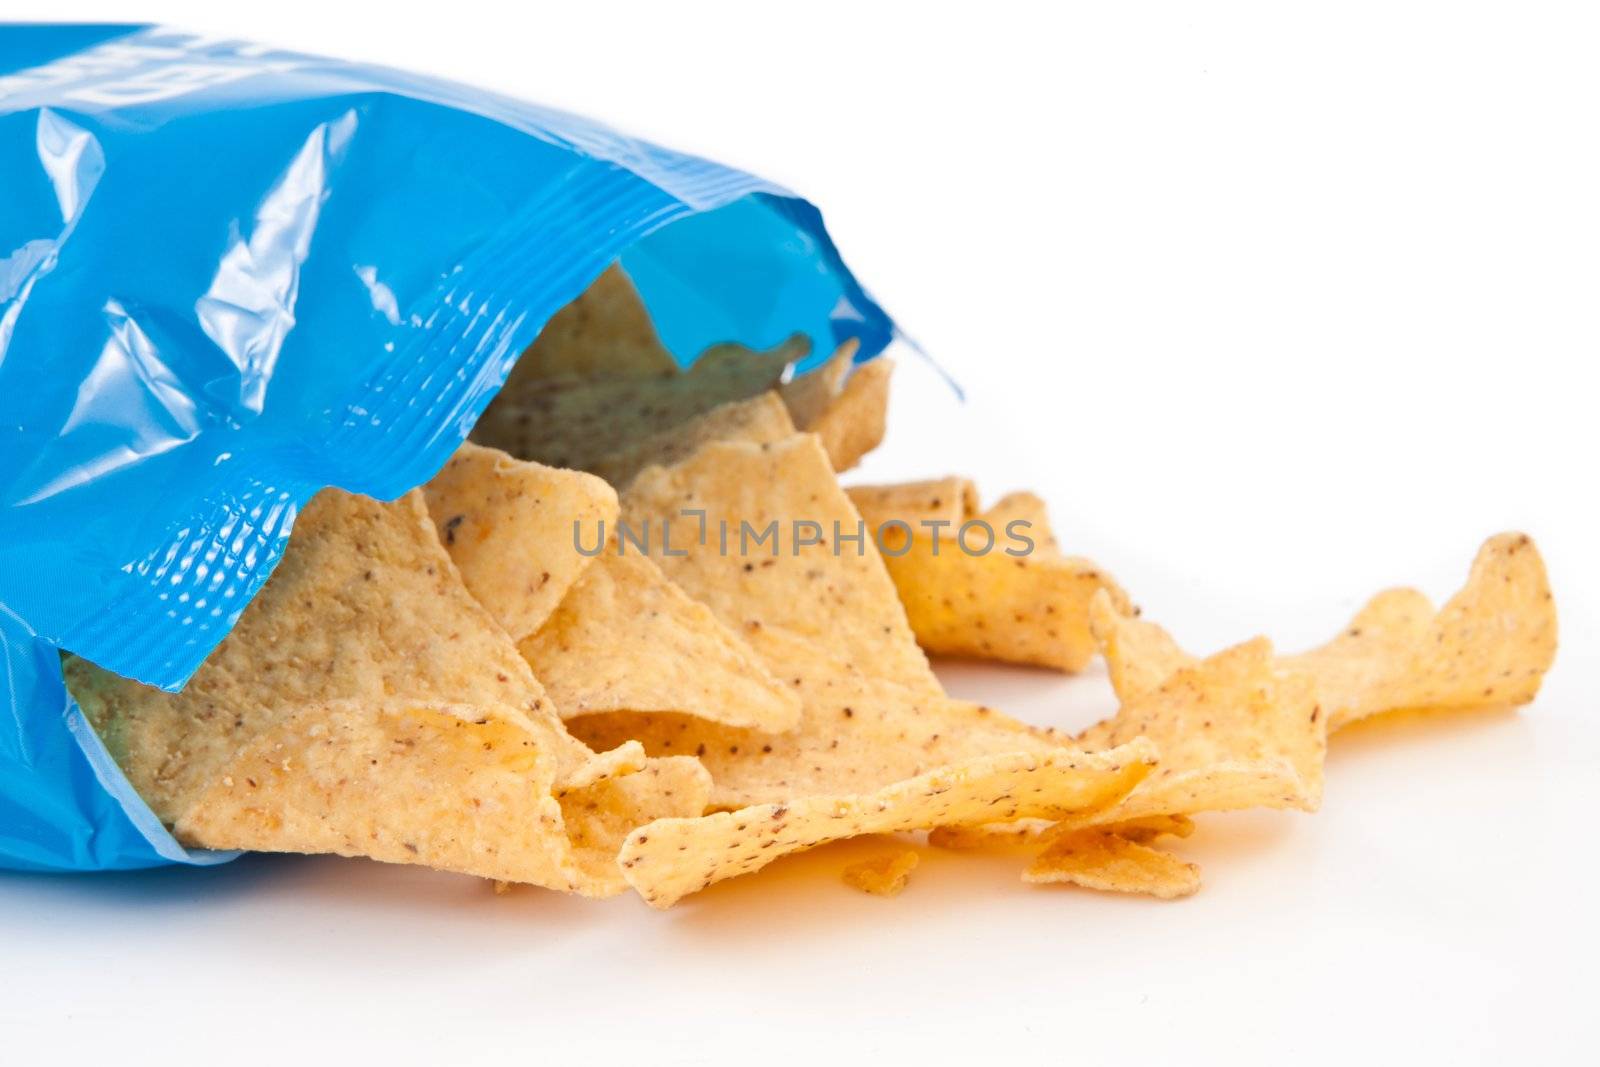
[0,25,895,872]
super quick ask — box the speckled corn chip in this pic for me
[620,740,1156,907]
[471,335,806,472]
[622,434,942,695]
[778,340,891,473]
[1024,828,1201,899]
[176,699,705,894]
[846,477,977,535]
[848,479,1130,672]
[66,488,708,895]
[573,640,1069,809]
[568,436,1079,809]
[422,442,617,642]
[842,847,920,897]
[982,492,1061,556]
[518,549,801,732]
[1068,637,1325,825]
[806,356,892,472]
[589,390,797,489]
[779,340,858,430]
[1287,533,1557,730]
[500,264,679,384]
[1091,533,1558,731]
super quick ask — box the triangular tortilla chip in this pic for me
[502,263,679,383]
[470,335,806,472]
[518,549,802,732]
[422,441,617,642]
[67,489,707,895]
[848,478,1130,671]
[570,438,1067,807]
[575,633,1073,807]
[621,434,944,697]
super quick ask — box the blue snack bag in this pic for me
[0,25,895,872]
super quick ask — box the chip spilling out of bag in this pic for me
[847,478,1130,671]
[469,263,891,477]
[64,262,1561,909]
[66,489,709,896]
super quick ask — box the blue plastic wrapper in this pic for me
[0,25,895,872]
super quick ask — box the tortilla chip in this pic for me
[575,642,1076,808]
[1091,533,1558,732]
[848,479,1129,672]
[846,477,977,534]
[518,549,802,732]
[622,434,942,695]
[779,340,859,430]
[569,436,1081,808]
[471,335,806,472]
[808,356,892,472]
[422,441,617,642]
[67,489,707,895]
[175,699,703,893]
[842,847,920,897]
[982,492,1062,557]
[1069,637,1325,825]
[1024,829,1201,899]
[620,741,1157,907]
[589,391,797,488]
[1288,533,1557,730]
[502,264,678,383]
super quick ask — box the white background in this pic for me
[3,3,1597,1063]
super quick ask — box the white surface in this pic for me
[3,3,1597,1063]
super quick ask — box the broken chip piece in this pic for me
[842,846,921,897]
[1023,828,1201,900]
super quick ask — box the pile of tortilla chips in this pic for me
[68,266,1560,907]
